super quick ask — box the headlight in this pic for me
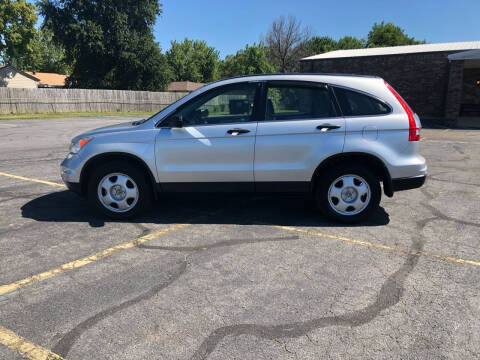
[69,137,92,154]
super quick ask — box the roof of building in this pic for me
[25,72,67,86]
[168,81,204,92]
[302,41,480,61]
[0,65,40,81]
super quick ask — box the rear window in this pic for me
[334,87,390,116]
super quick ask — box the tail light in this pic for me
[384,81,420,141]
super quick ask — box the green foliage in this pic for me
[0,0,38,67]
[304,36,337,57]
[166,38,220,83]
[220,43,275,77]
[2,1,427,89]
[303,36,364,57]
[20,29,71,73]
[367,21,425,48]
[39,0,169,90]
[302,22,423,59]
[336,36,365,49]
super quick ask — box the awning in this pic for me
[448,49,480,60]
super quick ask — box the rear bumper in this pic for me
[392,175,426,192]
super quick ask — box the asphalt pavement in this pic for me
[0,117,479,359]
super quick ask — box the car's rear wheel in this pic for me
[316,165,381,223]
[88,162,151,219]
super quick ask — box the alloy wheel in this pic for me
[327,174,371,216]
[97,173,139,213]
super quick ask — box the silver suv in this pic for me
[61,74,426,223]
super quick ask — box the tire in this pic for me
[315,164,381,223]
[87,161,152,219]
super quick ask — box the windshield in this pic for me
[140,97,182,126]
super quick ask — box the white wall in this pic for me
[0,67,38,89]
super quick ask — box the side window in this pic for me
[334,87,390,116]
[176,83,257,126]
[266,85,337,121]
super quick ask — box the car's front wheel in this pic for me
[316,165,381,223]
[88,162,152,219]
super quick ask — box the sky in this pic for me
[30,0,480,59]
[155,0,480,57]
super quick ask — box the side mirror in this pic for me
[166,115,183,128]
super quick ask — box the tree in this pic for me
[304,36,337,57]
[165,38,219,83]
[264,15,311,72]
[336,36,365,50]
[303,36,365,58]
[0,0,37,67]
[220,43,275,77]
[39,0,170,90]
[367,22,424,48]
[35,29,71,74]
[18,28,72,73]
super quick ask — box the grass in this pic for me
[0,111,156,120]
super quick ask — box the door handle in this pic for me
[227,128,250,135]
[316,124,341,131]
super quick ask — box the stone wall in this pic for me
[444,60,464,121]
[300,51,459,119]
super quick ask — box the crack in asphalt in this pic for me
[188,184,480,359]
[50,233,300,358]
[137,235,300,252]
[452,145,469,158]
[51,259,189,358]
[7,162,473,360]
[49,183,479,359]
[420,188,480,228]
[2,128,478,358]
[188,216,434,360]
[51,215,438,359]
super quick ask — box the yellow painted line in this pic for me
[0,172,65,188]
[0,223,189,296]
[0,325,64,360]
[275,225,480,267]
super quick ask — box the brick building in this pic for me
[300,42,480,126]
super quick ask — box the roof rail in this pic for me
[204,72,380,86]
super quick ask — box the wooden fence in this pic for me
[0,88,189,114]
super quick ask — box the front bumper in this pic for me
[61,153,83,182]
[392,175,426,192]
[64,180,82,196]
[61,154,85,196]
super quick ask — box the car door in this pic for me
[254,81,346,191]
[155,82,260,191]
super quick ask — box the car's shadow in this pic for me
[21,191,390,228]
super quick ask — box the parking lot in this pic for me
[0,116,479,360]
